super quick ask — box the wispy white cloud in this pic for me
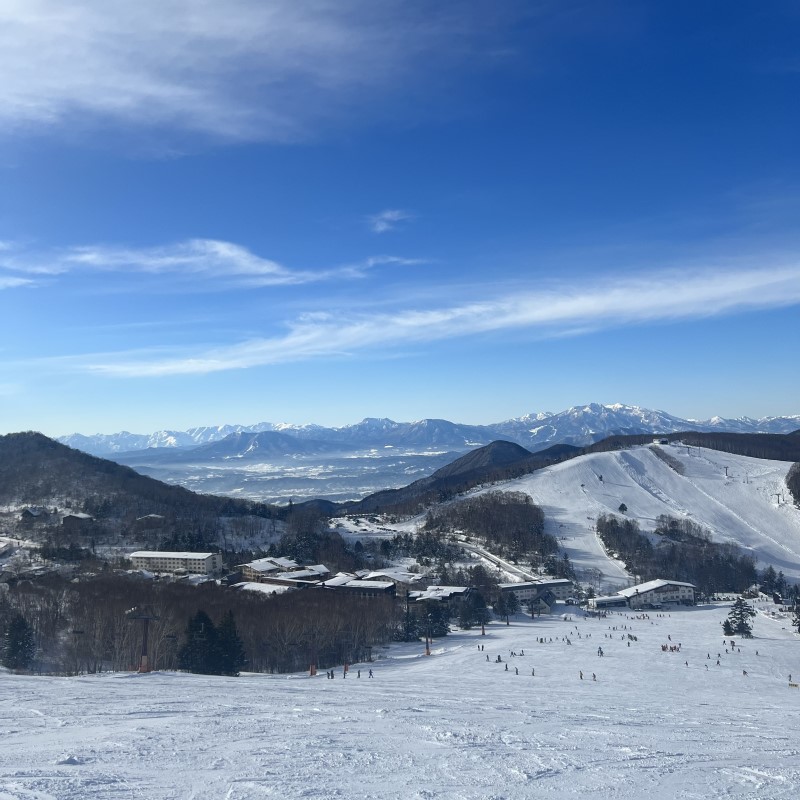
[0,274,34,289]
[79,263,800,376]
[0,239,421,288]
[368,209,414,233]
[0,1,521,142]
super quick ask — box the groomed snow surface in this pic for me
[3,601,799,799]
[489,445,800,589]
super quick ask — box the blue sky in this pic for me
[1,0,799,436]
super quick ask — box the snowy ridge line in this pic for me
[56,403,800,456]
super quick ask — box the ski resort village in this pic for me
[1,430,800,799]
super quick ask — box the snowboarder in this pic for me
[369,669,373,678]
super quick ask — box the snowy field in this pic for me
[2,601,799,800]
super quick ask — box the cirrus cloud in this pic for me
[0,238,425,288]
[368,209,414,234]
[0,0,526,143]
[78,262,800,376]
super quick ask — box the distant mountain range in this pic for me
[59,403,800,459]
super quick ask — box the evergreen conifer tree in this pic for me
[725,597,756,638]
[459,591,490,630]
[217,611,246,677]
[504,591,520,618]
[2,612,35,671]
[492,593,508,622]
[178,611,221,675]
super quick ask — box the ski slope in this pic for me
[486,444,800,591]
[2,602,798,799]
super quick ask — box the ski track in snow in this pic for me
[2,603,799,799]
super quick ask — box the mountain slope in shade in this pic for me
[429,440,535,481]
[346,440,570,514]
[0,431,277,522]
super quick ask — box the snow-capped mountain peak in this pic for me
[57,404,800,457]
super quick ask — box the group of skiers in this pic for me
[325,668,373,679]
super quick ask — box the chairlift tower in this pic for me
[126,606,160,673]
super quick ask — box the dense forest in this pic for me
[596,513,760,594]
[0,573,400,675]
[422,491,558,565]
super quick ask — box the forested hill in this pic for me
[586,430,800,462]
[0,432,280,522]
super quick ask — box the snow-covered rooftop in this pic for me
[364,569,422,584]
[409,585,470,601]
[322,572,357,587]
[129,551,217,559]
[344,580,394,589]
[232,581,297,595]
[616,579,696,598]
[241,556,301,573]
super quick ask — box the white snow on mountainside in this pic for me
[2,601,798,799]
[487,444,800,586]
[56,403,800,456]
